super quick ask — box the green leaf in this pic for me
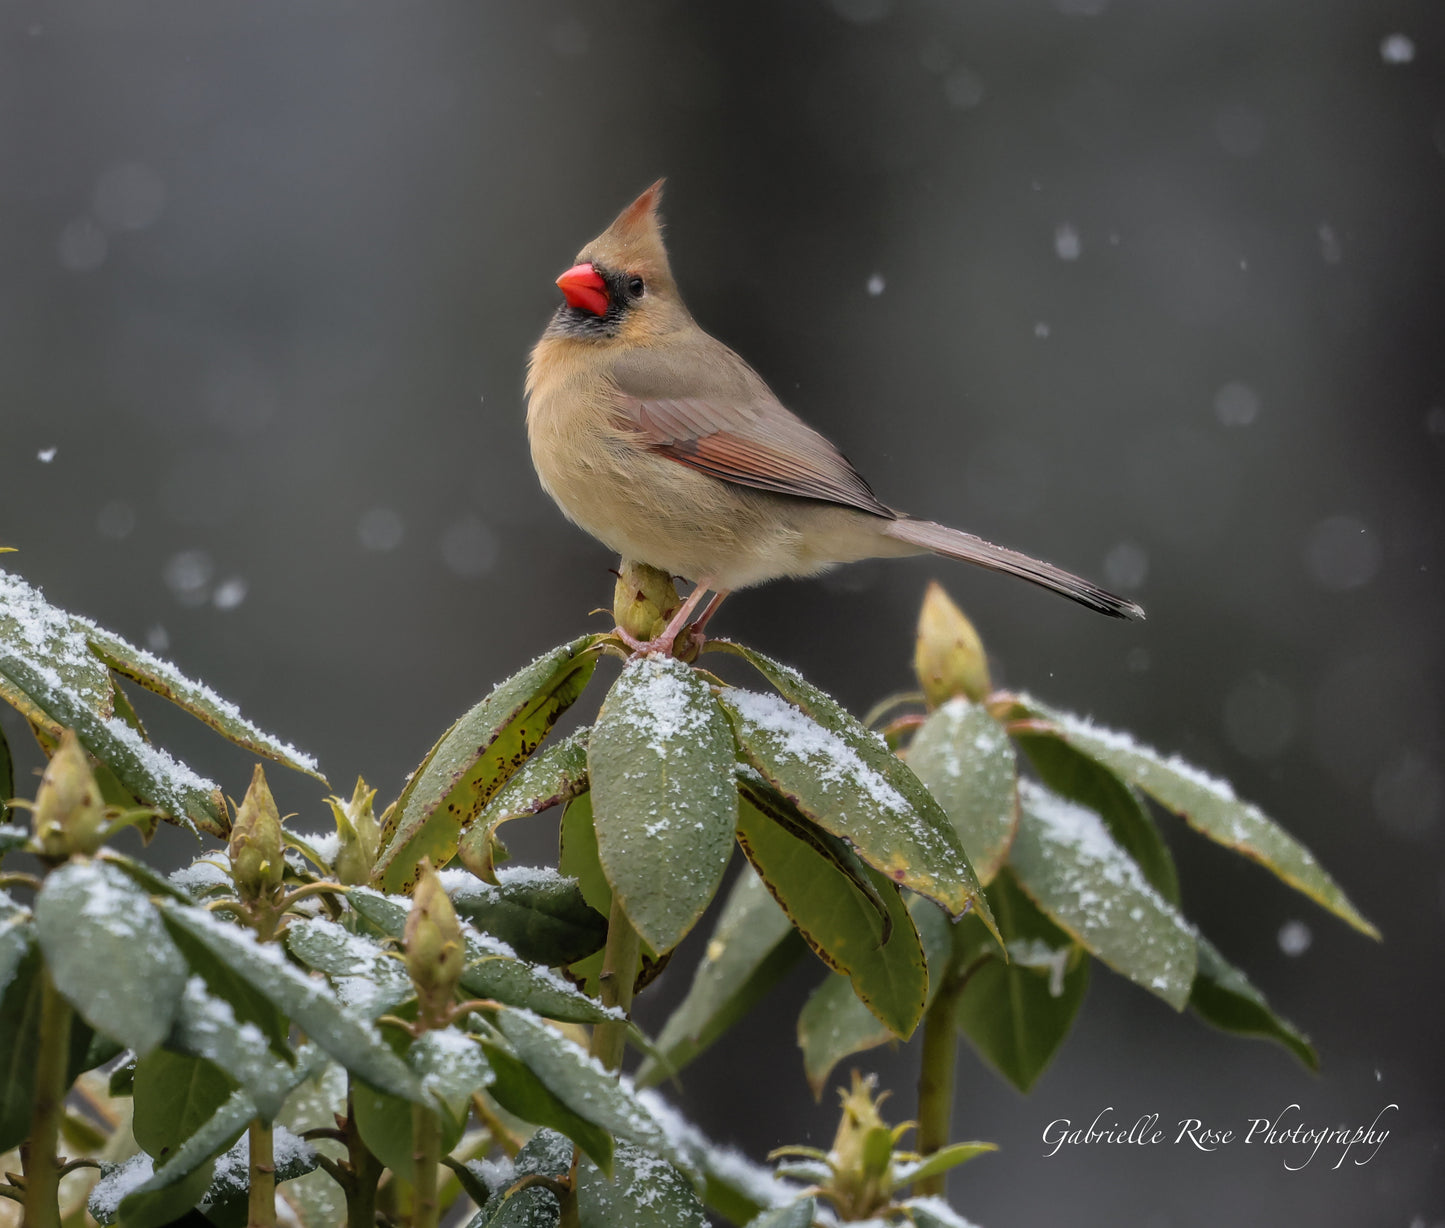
[345,887,614,1024]
[736,784,926,1039]
[481,1039,613,1174]
[376,635,601,893]
[0,941,41,1151]
[1190,935,1317,1069]
[35,860,188,1055]
[558,793,610,916]
[746,1200,817,1228]
[284,916,415,1020]
[95,1154,216,1228]
[716,678,995,943]
[99,1047,327,1226]
[352,1028,481,1184]
[894,1141,996,1192]
[576,1142,709,1228]
[1010,780,1196,1009]
[589,657,738,953]
[474,1184,561,1227]
[157,900,424,1102]
[1015,731,1179,903]
[0,569,116,731]
[132,1048,236,1161]
[194,1123,320,1224]
[0,899,30,994]
[954,871,1090,1092]
[163,910,292,1055]
[167,976,302,1121]
[86,626,324,783]
[797,895,954,1098]
[907,697,1018,885]
[457,729,590,882]
[494,1007,678,1163]
[636,866,804,1088]
[449,865,608,967]
[0,651,224,834]
[1007,694,1377,937]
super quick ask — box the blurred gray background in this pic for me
[2,0,1442,1223]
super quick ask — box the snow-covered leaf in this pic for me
[132,1047,236,1161]
[285,916,414,1020]
[35,860,188,1055]
[713,643,996,939]
[376,635,601,893]
[157,899,424,1101]
[576,1142,709,1228]
[908,697,1018,884]
[745,1199,817,1228]
[448,863,608,967]
[589,657,738,954]
[1010,781,1195,1009]
[1009,694,1376,937]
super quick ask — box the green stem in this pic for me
[590,895,641,1073]
[22,967,72,1228]
[914,978,965,1198]
[345,1089,381,1228]
[248,1119,275,1227]
[411,1104,442,1228]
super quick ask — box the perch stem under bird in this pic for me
[526,180,1144,657]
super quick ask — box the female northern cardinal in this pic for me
[527,181,1143,653]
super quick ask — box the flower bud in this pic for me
[32,730,105,859]
[914,580,991,707]
[613,560,680,644]
[328,778,380,886]
[229,764,284,904]
[405,860,465,1027]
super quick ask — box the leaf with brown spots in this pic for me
[374,636,601,893]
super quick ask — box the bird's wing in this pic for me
[608,341,894,518]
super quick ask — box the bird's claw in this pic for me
[610,623,704,663]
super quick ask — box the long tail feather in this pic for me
[883,518,1145,620]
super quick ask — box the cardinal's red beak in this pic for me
[556,263,609,316]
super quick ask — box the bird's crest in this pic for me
[580,179,675,290]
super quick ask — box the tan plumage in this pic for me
[527,181,1142,647]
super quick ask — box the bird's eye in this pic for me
[627,276,645,298]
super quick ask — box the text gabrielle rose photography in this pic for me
[1042,1104,1399,1171]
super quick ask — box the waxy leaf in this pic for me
[1191,935,1317,1069]
[0,569,116,729]
[35,860,188,1055]
[736,785,926,1038]
[576,1143,709,1228]
[907,696,1018,884]
[87,626,324,782]
[449,864,608,967]
[797,895,954,1097]
[1010,781,1196,1009]
[481,1039,613,1174]
[285,916,415,1020]
[589,656,738,953]
[458,729,590,882]
[636,866,804,1088]
[718,681,995,942]
[712,642,995,937]
[3,651,224,834]
[376,635,601,892]
[346,887,615,1024]
[0,722,13,818]
[1016,731,1179,903]
[132,1048,236,1161]
[0,940,40,1151]
[894,1142,996,1191]
[1008,694,1377,937]
[157,900,424,1101]
[495,1008,679,1164]
[954,871,1090,1093]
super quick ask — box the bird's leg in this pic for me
[680,590,730,657]
[632,580,713,658]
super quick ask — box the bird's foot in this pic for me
[610,623,704,663]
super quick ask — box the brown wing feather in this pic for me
[608,338,894,518]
